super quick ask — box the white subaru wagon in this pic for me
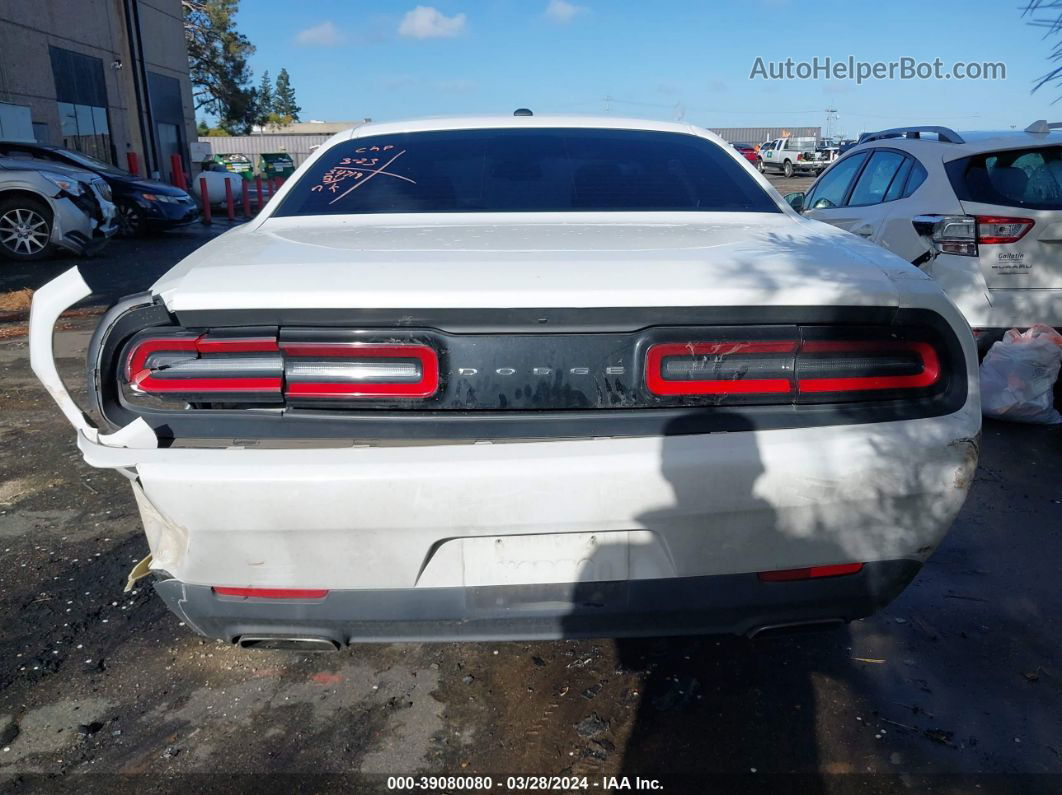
[31,116,980,649]
[792,123,1062,352]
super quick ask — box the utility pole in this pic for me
[603,95,613,114]
[825,107,839,140]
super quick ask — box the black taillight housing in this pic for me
[92,300,967,442]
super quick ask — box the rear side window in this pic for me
[903,161,928,197]
[947,145,1062,209]
[805,152,868,209]
[849,151,906,206]
[272,128,780,216]
[883,157,914,202]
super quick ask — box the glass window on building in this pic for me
[49,46,113,164]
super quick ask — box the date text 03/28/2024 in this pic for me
[386,775,665,790]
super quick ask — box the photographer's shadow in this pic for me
[562,413,873,785]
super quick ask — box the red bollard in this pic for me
[241,179,251,217]
[224,178,235,222]
[126,151,139,176]
[255,176,263,213]
[171,154,187,190]
[199,177,212,225]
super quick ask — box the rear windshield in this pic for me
[272,128,779,216]
[947,145,1062,210]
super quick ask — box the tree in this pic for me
[254,71,274,127]
[183,1,257,133]
[274,68,301,123]
[1025,1,1062,100]
[196,118,210,136]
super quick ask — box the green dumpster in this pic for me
[259,152,295,179]
[202,153,254,180]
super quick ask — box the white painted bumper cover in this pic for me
[78,406,980,592]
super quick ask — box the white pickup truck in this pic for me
[759,137,831,178]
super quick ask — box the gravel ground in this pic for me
[0,203,1060,792]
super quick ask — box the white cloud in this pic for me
[398,6,467,39]
[544,0,586,24]
[295,21,344,47]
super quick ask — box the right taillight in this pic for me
[975,215,1034,244]
[645,341,797,396]
[646,333,944,401]
[796,340,940,394]
[913,214,1035,256]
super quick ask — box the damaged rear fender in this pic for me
[28,267,158,453]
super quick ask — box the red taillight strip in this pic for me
[798,340,940,393]
[646,338,942,397]
[975,215,1034,245]
[212,587,329,599]
[757,563,864,582]
[126,335,282,394]
[281,342,440,399]
[136,377,283,393]
[645,341,797,396]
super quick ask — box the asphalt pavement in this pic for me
[0,184,1059,791]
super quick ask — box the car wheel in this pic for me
[0,198,54,262]
[757,159,766,173]
[783,160,794,178]
[117,202,144,238]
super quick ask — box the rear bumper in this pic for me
[156,559,922,643]
[79,408,980,594]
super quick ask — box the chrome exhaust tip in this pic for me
[236,635,341,651]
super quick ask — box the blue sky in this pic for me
[234,0,1059,136]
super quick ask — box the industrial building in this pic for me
[0,0,195,182]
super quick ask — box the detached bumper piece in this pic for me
[155,559,921,645]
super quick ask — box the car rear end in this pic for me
[920,136,1062,346]
[30,120,981,646]
[732,143,759,165]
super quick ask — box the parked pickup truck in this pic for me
[759,137,830,177]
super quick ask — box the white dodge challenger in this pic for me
[31,116,980,649]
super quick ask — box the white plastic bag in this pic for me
[979,324,1062,424]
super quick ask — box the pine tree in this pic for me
[274,68,301,123]
[254,71,274,127]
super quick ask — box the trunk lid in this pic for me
[152,214,906,313]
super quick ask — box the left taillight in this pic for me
[124,333,283,401]
[280,341,439,400]
[122,332,440,404]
